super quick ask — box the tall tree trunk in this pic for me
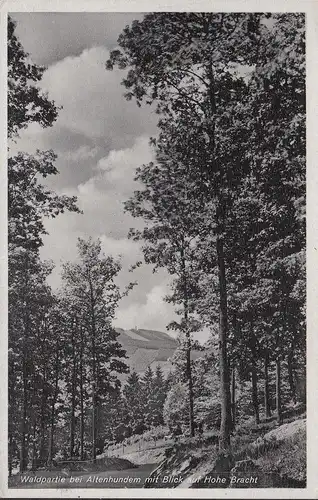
[20,354,28,473]
[231,366,236,429]
[70,403,75,459]
[276,357,282,424]
[8,417,13,477]
[181,246,195,437]
[8,361,15,477]
[216,236,232,451]
[31,421,37,470]
[79,325,85,461]
[287,351,297,405]
[48,421,54,467]
[89,281,97,462]
[249,322,259,424]
[39,380,47,463]
[186,332,195,437]
[264,353,271,418]
[70,326,77,459]
[20,255,30,473]
[231,313,240,430]
[8,429,13,477]
[206,51,231,451]
[48,344,60,465]
[251,360,260,424]
[39,419,46,464]
[39,321,48,463]
[91,380,96,461]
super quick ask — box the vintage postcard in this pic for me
[1,0,317,498]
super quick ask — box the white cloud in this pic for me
[95,135,153,194]
[64,145,100,162]
[114,284,176,333]
[68,135,154,236]
[39,134,174,333]
[97,136,153,180]
[40,135,156,293]
[40,46,158,147]
[100,235,141,262]
[9,46,158,190]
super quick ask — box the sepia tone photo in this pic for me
[6,9,306,493]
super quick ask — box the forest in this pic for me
[8,13,305,478]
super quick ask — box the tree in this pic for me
[8,16,58,140]
[107,12,305,448]
[141,366,155,428]
[61,237,128,461]
[8,16,81,473]
[123,371,145,435]
[8,248,56,471]
[163,382,189,433]
[8,151,79,251]
[45,301,65,464]
[125,130,207,436]
[141,364,169,429]
[8,16,80,253]
[106,13,264,449]
[226,12,305,423]
[152,365,167,426]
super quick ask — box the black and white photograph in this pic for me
[3,4,312,496]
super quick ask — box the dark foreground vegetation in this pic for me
[144,411,306,489]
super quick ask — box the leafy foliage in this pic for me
[8,16,58,139]
[108,12,306,449]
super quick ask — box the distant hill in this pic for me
[115,328,203,379]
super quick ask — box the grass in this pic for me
[256,428,306,483]
[144,411,306,488]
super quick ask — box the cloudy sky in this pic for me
[10,12,209,342]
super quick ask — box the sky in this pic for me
[10,12,210,343]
